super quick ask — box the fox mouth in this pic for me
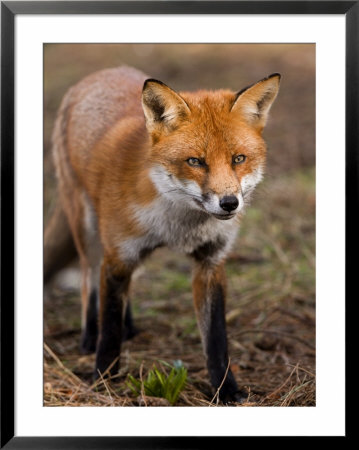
[212,212,236,220]
[193,198,236,220]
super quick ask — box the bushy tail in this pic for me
[44,200,77,284]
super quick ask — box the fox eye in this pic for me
[233,154,246,164]
[187,157,202,167]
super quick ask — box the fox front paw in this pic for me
[218,387,248,405]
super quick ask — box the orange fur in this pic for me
[45,66,280,398]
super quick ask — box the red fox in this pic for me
[44,66,280,403]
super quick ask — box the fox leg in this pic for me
[81,264,137,354]
[192,260,247,403]
[95,255,133,378]
[79,197,102,354]
[72,236,99,354]
[53,189,97,354]
[122,300,138,341]
[80,269,99,354]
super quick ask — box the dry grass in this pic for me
[44,44,315,407]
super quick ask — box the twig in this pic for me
[236,328,315,350]
[276,306,315,326]
[265,363,299,400]
[279,380,312,406]
[286,363,315,378]
[64,383,82,406]
[44,342,84,385]
[210,358,231,406]
[45,328,80,339]
[97,370,114,405]
[90,356,119,390]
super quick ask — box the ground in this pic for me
[44,44,315,407]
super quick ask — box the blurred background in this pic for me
[44,44,315,406]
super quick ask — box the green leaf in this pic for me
[126,361,187,405]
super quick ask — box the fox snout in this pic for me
[200,191,243,219]
[219,195,239,212]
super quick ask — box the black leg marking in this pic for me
[206,284,247,403]
[81,289,98,354]
[95,273,129,379]
[122,301,138,341]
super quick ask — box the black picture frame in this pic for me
[1,1,355,447]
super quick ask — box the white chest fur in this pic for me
[118,196,239,265]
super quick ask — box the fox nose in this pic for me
[219,195,239,212]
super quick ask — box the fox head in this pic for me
[142,74,280,220]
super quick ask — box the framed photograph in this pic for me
[1,1,355,446]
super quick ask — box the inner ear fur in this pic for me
[142,79,191,133]
[231,73,281,131]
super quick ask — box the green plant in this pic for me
[127,360,187,405]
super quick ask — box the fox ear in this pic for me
[231,73,281,131]
[142,79,190,134]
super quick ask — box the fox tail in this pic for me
[44,200,77,284]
